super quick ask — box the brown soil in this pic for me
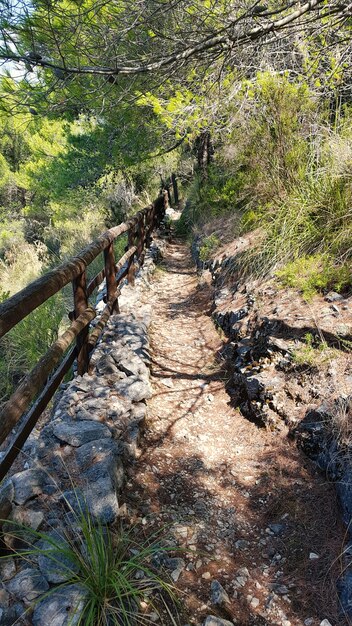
[124,240,348,626]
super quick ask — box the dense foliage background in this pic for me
[0,0,351,401]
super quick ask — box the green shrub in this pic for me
[276,254,351,300]
[199,234,220,261]
[292,332,339,368]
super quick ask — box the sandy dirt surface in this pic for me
[124,239,347,626]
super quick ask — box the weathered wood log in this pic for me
[135,215,144,267]
[0,307,96,444]
[145,203,156,248]
[104,242,119,315]
[115,245,137,275]
[127,225,137,286]
[73,271,90,375]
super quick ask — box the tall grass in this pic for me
[0,293,66,406]
[182,72,352,297]
[2,502,180,626]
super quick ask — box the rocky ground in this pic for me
[205,232,352,435]
[0,250,159,625]
[121,237,348,626]
[0,226,350,626]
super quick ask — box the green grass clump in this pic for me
[0,293,66,405]
[2,503,180,626]
[199,234,220,261]
[291,332,339,368]
[276,254,351,301]
[181,73,352,298]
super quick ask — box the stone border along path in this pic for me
[0,243,163,625]
[122,238,347,626]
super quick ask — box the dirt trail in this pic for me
[126,240,346,626]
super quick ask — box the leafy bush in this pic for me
[199,234,220,261]
[185,72,352,297]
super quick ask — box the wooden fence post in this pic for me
[146,206,154,249]
[72,271,90,375]
[104,242,119,312]
[127,224,137,286]
[137,214,146,266]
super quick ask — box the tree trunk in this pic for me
[196,131,213,177]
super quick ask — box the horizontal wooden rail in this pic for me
[0,189,169,478]
[0,307,96,446]
[0,346,77,482]
[0,222,130,339]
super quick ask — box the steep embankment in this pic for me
[123,237,345,626]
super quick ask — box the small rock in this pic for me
[96,354,119,375]
[12,469,53,506]
[234,576,247,588]
[304,619,314,626]
[320,621,333,626]
[202,572,211,580]
[7,567,49,602]
[325,291,343,302]
[335,323,351,336]
[0,589,9,609]
[77,439,124,489]
[173,524,188,538]
[53,420,111,447]
[210,580,230,607]
[86,477,120,524]
[10,506,44,531]
[38,531,80,583]
[0,603,24,626]
[170,569,181,582]
[237,567,249,577]
[0,558,16,581]
[234,539,248,550]
[32,584,87,626]
[161,378,174,388]
[309,552,319,560]
[148,611,160,622]
[114,376,152,402]
[268,523,284,535]
[164,557,185,572]
[203,616,234,626]
[270,583,289,595]
[250,597,260,608]
[168,559,185,583]
[75,406,102,422]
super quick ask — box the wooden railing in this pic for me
[0,191,168,481]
